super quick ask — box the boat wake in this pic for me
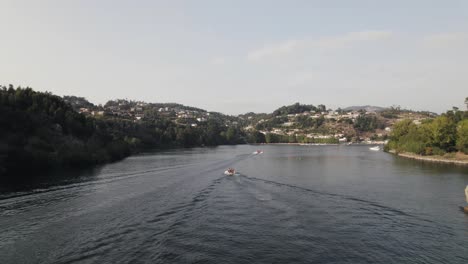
[237,174,442,225]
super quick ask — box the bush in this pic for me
[456,120,468,154]
[432,147,446,156]
[387,112,467,156]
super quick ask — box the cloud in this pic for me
[210,56,227,65]
[421,32,468,49]
[314,30,392,48]
[288,71,320,87]
[246,30,392,62]
[247,40,299,62]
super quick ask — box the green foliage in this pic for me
[391,119,415,140]
[288,135,297,143]
[388,120,437,155]
[255,116,288,131]
[380,106,401,119]
[430,116,456,151]
[265,133,284,143]
[303,137,339,144]
[353,114,382,132]
[295,115,325,129]
[272,103,317,116]
[388,109,467,155]
[456,119,468,154]
[62,96,95,111]
[263,133,338,144]
[245,131,266,144]
[0,86,246,180]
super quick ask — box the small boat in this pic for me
[459,206,468,214]
[369,146,381,151]
[253,150,263,155]
[465,185,468,204]
[462,186,468,214]
[224,168,236,176]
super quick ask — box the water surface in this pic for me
[1,145,468,263]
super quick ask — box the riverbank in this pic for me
[257,142,384,146]
[258,143,338,146]
[388,150,468,165]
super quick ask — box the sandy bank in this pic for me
[389,150,468,166]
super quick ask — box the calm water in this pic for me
[1,145,468,263]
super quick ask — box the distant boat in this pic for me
[460,206,468,214]
[465,185,468,204]
[253,150,263,155]
[224,168,236,176]
[463,186,468,214]
[369,146,381,151]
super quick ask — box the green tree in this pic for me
[456,119,468,154]
[353,114,381,132]
[390,119,415,141]
[226,127,236,144]
[288,134,297,143]
[246,131,266,143]
[430,116,456,151]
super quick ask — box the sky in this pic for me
[1,0,467,114]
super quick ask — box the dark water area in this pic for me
[1,145,468,263]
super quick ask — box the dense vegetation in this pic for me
[243,103,387,144]
[272,103,325,116]
[0,86,246,181]
[353,114,384,132]
[264,133,338,144]
[386,107,468,156]
[3,85,459,181]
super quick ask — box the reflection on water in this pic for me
[1,145,467,263]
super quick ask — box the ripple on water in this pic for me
[1,146,468,264]
[141,175,464,264]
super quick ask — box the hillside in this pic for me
[240,103,435,144]
[0,86,247,180]
[342,105,387,112]
[1,85,447,180]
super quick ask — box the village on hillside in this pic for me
[63,96,437,144]
[239,104,436,144]
[64,96,215,127]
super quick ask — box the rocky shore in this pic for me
[389,150,468,166]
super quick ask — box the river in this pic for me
[1,145,468,263]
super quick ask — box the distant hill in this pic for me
[342,105,387,112]
[1,86,248,180]
[63,96,96,111]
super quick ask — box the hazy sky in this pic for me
[1,0,467,114]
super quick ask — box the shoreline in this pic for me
[259,143,338,146]
[257,142,385,146]
[388,150,468,166]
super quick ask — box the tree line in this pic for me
[386,107,468,155]
[0,86,247,181]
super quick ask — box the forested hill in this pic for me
[238,102,437,144]
[0,86,247,181]
[2,85,464,181]
[386,108,468,156]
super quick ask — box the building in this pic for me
[92,111,104,116]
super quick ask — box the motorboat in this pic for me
[466,185,468,204]
[224,168,236,176]
[253,150,263,155]
[462,186,468,214]
[459,206,468,214]
[369,146,381,151]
